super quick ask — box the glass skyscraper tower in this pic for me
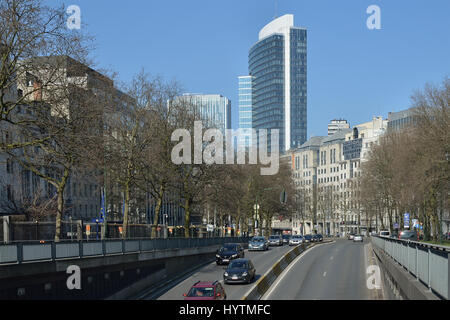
[249,14,307,152]
[238,75,253,148]
[176,94,231,134]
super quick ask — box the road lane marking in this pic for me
[323,271,327,277]
[261,241,335,300]
[330,256,334,260]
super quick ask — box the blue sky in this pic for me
[48,0,449,136]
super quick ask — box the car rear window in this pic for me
[229,261,248,269]
[187,287,215,297]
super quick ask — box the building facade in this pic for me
[328,119,350,136]
[177,94,231,135]
[284,117,388,236]
[249,14,307,153]
[238,76,254,149]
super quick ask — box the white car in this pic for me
[353,235,363,242]
[289,235,303,246]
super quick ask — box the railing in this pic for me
[372,236,450,300]
[0,237,250,265]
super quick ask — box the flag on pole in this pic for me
[99,188,105,222]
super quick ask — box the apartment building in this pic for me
[286,117,388,236]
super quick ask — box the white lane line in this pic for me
[330,256,334,260]
[262,241,335,300]
[323,271,327,277]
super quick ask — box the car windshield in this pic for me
[269,236,279,239]
[187,287,215,297]
[251,237,265,242]
[283,235,291,239]
[220,245,236,252]
[292,236,302,239]
[228,261,248,269]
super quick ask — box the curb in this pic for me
[241,239,333,300]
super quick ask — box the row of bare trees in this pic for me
[360,77,450,241]
[0,0,295,241]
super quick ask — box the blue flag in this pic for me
[99,188,105,223]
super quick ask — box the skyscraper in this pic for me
[238,75,253,148]
[249,14,307,152]
[176,94,231,134]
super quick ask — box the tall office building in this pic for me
[249,14,307,153]
[176,94,232,134]
[238,75,254,148]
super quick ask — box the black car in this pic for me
[223,258,256,284]
[399,230,418,240]
[313,234,323,242]
[303,234,313,243]
[216,243,244,265]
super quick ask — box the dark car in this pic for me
[303,234,313,243]
[268,235,283,246]
[399,230,418,240]
[313,234,323,242]
[183,281,226,300]
[248,236,268,251]
[223,258,256,284]
[282,234,292,245]
[216,243,244,265]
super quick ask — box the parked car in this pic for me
[216,243,244,265]
[282,234,292,245]
[183,281,227,300]
[268,235,283,246]
[347,233,355,240]
[399,230,418,240]
[303,234,313,243]
[223,258,256,284]
[289,235,303,246]
[248,236,268,251]
[353,234,363,242]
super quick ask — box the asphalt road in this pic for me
[154,244,294,300]
[262,238,385,300]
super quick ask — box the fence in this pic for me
[372,236,450,300]
[0,236,250,265]
[3,220,239,242]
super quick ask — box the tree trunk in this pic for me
[151,184,165,238]
[184,198,191,238]
[55,187,64,242]
[122,181,130,239]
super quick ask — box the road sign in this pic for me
[394,223,399,229]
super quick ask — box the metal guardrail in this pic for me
[372,236,450,300]
[0,237,251,265]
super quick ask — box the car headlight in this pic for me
[232,254,237,258]
[216,254,220,258]
[224,272,228,276]
[242,272,248,276]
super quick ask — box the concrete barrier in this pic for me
[242,240,333,300]
[372,244,440,300]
